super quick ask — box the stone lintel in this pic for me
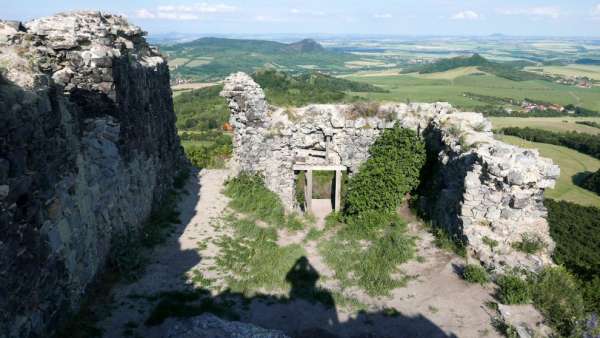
[293,164,347,171]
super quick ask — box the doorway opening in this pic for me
[294,165,347,217]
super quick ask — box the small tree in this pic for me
[344,124,426,222]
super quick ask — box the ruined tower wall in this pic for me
[221,72,559,274]
[0,12,186,337]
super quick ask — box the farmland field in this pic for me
[347,69,600,111]
[497,135,600,207]
[490,117,600,135]
[526,64,600,81]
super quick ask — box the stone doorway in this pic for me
[294,165,346,216]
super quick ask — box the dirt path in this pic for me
[98,169,501,338]
[98,168,232,337]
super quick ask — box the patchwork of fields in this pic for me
[348,69,600,111]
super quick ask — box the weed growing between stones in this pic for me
[511,233,546,254]
[462,264,490,285]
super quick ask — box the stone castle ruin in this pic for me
[221,72,560,273]
[1,12,185,336]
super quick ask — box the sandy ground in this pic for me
[98,169,502,338]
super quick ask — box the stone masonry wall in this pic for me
[221,72,560,274]
[0,12,186,337]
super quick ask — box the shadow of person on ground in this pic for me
[105,169,462,338]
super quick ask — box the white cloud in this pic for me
[373,13,393,19]
[134,9,156,19]
[593,4,600,17]
[254,15,287,23]
[498,6,561,19]
[289,8,326,16]
[133,3,237,20]
[451,10,480,20]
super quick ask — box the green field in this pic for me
[490,117,600,135]
[348,69,600,111]
[497,135,600,207]
[526,64,600,81]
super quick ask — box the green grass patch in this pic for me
[496,273,532,305]
[215,216,306,294]
[462,264,490,285]
[429,226,467,257]
[319,214,415,296]
[511,233,546,254]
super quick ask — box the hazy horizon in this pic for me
[4,0,600,37]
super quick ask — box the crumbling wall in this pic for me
[221,72,559,274]
[0,12,186,337]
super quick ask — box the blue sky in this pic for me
[3,0,600,36]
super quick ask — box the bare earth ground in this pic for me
[99,169,501,338]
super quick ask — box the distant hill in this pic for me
[253,69,387,106]
[576,58,600,65]
[402,54,549,82]
[174,69,387,132]
[161,37,357,81]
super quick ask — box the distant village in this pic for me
[553,75,593,89]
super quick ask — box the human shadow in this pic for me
[85,167,459,338]
[140,254,458,338]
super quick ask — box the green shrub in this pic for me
[512,233,546,254]
[582,169,600,196]
[463,264,490,285]
[183,140,232,169]
[531,267,586,337]
[582,276,600,315]
[344,125,426,221]
[496,273,532,305]
[546,199,600,281]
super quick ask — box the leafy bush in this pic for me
[512,233,546,254]
[531,267,586,337]
[183,138,232,169]
[344,125,426,220]
[496,273,532,305]
[463,264,490,285]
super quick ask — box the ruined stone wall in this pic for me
[221,72,559,274]
[0,12,186,337]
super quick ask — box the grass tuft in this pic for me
[462,264,490,285]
